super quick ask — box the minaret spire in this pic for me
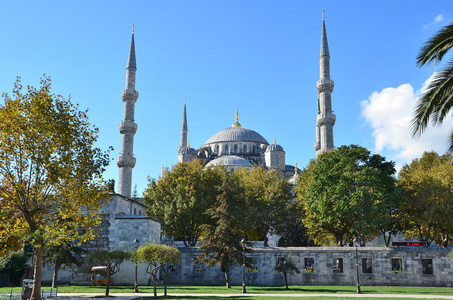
[178,97,188,153]
[315,10,336,157]
[117,25,139,198]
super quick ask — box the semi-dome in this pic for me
[179,146,197,155]
[266,143,284,152]
[204,127,268,145]
[205,155,253,168]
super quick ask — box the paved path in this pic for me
[55,292,453,299]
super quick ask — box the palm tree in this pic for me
[413,21,453,152]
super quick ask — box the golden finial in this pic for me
[232,106,241,127]
[294,161,298,176]
[274,138,276,144]
[322,9,325,21]
[184,96,186,105]
[132,23,135,34]
[188,141,191,147]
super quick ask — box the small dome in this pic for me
[205,155,253,168]
[204,127,268,145]
[179,146,197,155]
[266,143,284,152]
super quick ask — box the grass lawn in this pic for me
[2,285,453,299]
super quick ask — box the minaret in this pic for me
[178,97,188,153]
[315,10,336,157]
[117,25,139,198]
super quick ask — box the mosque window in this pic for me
[139,211,141,216]
[215,144,219,154]
[362,258,372,273]
[391,258,402,274]
[333,258,343,273]
[224,144,229,154]
[234,144,238,153]
[422,259,433,275]
[243,144,247,153]
[304,257,315,273]
[134,208,136,215]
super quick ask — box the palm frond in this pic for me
[411,61,453,136]
[416,22,453,67]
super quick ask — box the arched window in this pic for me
[134,208,137,215]
[224,144,229,154]
[234,144,238,153]
[243,144,247,153]
[215,144,219,154]
[139,211,142,216]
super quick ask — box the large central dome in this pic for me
[204,126,269,145]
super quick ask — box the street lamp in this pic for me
[240,238,247,294]
[134,239,139,293]
[353,239,361,294]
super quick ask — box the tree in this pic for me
[273,254,300,289]
[136,243,180,297]
[0,249,30,286]
[296,145,401,246]
[197,170,249,288]
[413,20,453,153]
[236,167,293,247]
[43,241,87,288]
[399,152,453,246]
[0,77,111,300]
[87,249,131,296]
[144,160,222,246]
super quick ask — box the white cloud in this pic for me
[423,14,444,29]
[361,74,453,170]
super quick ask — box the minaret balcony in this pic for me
[119,121,137,134]
[316,113,336,126]
[121,89,139,102]
[117,155,136,168]
[316,79,334,93]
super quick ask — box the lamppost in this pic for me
[134,239,139,293]
[241,238,247,294]
[354,239,361,294]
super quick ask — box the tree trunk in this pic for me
[263,235,269,247]
[225,269,231,288]
[163,268,167,296]
[152,272,157,298]
[52,261,61,288]
[30,244,43,300]
[105,270,110,297]
[284,272,288,289]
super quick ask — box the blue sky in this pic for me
[1,1,452,195]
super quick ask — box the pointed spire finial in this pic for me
[274,138,276,144]
[295,161,298,176]
[232,106,241,127]
[184,96,186,104]
[132,22,135,34]
[323,9,325,21]
[188,141,191,147]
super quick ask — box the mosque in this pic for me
[117,11,336,197]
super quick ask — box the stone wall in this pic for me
[166,246,453,287]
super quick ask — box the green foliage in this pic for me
[296,145,402,246]
[413,21,453,153]
[0,76,112,300]
[398,151,453,246]
[197,170,250,288]
[235,167,294,247]
[144,160,222,246]
[136,243,180,297]
[43,241,87,287]
[0,250,29,286]
[274,254,300,289]
[87,249,131,296]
